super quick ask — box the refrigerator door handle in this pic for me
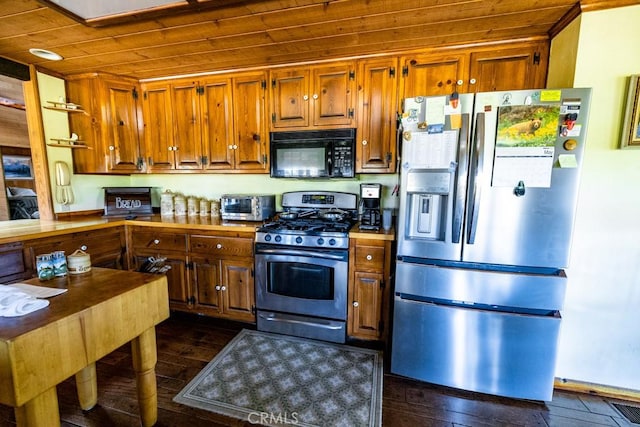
[467,112,485,245]
[452,113,470,244]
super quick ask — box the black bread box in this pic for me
[103,187,153,218]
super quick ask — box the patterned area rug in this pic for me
[173,329,383,427]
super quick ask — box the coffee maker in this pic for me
[360,183,381,230]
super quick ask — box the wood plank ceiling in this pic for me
[0,0,635,81]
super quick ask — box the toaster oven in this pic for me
[220,194,275,221]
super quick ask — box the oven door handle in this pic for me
[256,248,346,261]
[258,313,344,330]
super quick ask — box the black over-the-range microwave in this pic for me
[270,129,356,178]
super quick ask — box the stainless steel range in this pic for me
[254,191,358,343]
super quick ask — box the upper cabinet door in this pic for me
[468,43,548,92]
[399,52,468,99]
[67,73,143,174]
[103,78,142,173]
[311,63,356,127]
[356,57,398,173]
[200,77,235,171]
[171,80,203,170]
[141,82,175,171]
[232,71,268,171]
[270,68,310,128]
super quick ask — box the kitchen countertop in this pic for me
[0,216,395,245]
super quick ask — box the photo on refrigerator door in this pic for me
[496,105,560,147]
[492,105,561,188]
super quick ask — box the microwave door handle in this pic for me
[452,113,470,244]
[467,112,485,245]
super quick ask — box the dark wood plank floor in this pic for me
[1,312,637,426]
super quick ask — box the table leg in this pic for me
[75,362,98,410]
[131,326,158,427]
[14,386,61,427]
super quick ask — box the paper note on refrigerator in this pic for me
[492,147,554,188]
[405,130,458,169]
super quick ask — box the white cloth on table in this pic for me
[0,286,49,317]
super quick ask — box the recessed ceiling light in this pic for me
[29,48,63,61]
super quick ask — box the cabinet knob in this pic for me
[366,254,373,261]
[215,285,221,291]
[108,145,115,151]
[457,80,464,86]
[168,147,173,151]
[362,140,368,146]
[228,145,233,149]
[470,78,477,84]
[221,286,226,291]
[303,95,309,101]
[80,245,88,251]
[216,243,222,249]
[312,94,318,100]
[353,301,359,307]
[233,144,238,149]
[153,239,160,245]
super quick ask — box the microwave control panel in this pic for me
[331,140,354,177]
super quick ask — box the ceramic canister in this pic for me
[67,249,91,275]
[36,253,55,281]
[199,199,210,216]
[160,190,174,216]
[174,194,187,216]
[210,199,221,219]
[187,196,199,216]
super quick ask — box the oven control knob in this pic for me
[275,235,282,243]
[317,238,325,245]
[329,238,336,246]
[264,234,272,242]
[295,236,303,244]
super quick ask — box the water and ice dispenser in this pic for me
[405,169,453,241]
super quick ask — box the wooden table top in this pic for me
[0,268,165,341]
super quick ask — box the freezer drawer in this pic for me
[391,296,561,401]
[396,260,567,311]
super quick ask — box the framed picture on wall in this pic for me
[620,74,640,149]
[2,155,33,179]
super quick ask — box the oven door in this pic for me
[255,245,348,320]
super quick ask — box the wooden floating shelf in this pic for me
[0,96,26,110]
[44,100,86,114]
[47,140,92,149]
[43,106,87,113]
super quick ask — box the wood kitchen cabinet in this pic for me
[140,71,268,173]
[468,42,548,92]
[66,73,144,174]
[230,72,269,172]
[189,233,255,322]
[347,237,392,342]
[270,62,356,130]
[356,57,398,173]
[23,226,127,277]
[399,40,549,100]
[127,227,190,309]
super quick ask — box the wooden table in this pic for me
[0,267,169,427]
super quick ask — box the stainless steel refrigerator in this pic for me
[391,88,591,401]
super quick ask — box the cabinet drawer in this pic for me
[354,244,385,271]
[131,231,187,252]
[190,235,253,257]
